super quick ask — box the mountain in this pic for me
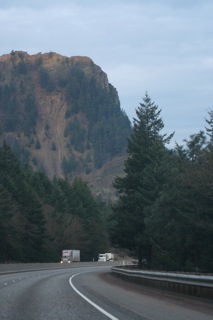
[0,51,131,198]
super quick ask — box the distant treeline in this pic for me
[0,142,110,262]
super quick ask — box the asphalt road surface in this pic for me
[0,265,212,320]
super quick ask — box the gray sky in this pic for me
[1,0,213,146]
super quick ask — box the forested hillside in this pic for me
[0,142,110,262]
[0,51,131,184]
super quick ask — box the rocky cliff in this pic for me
[0,51,131,198]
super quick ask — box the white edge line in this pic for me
[69,273,119,320]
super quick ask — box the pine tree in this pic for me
[111,93,174,266]
[205,110,213,143]
[148,116,213,272]
[0,184,17,261]
[0,143,46,262]
[70,178,107,260]
[177,125,213,271]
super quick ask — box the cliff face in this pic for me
[0,51,131,196]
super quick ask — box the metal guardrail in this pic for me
[111,266,213,300]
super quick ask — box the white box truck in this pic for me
[61,250,80,263]
[98,253,114,262]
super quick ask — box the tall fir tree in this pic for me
[111,93,173,266]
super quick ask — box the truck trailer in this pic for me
[61,249,80,263]
[98,253,114,262]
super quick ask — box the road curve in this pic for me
[0,265,212,320]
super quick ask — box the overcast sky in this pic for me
[1,0,213,146]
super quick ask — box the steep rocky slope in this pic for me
[0,51,131,198]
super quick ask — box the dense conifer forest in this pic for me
[111,94,213,273]
[0,142,110,262]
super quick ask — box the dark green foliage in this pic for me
[39,67,55,92]
[13,140,30,167]
[71,126,85,153]
[45,122,49,131]
[154,132,213,272]
[22,94,38,134]
[19,80,25,94]
[65,67,86,103]
[32,156,38,166]
[0,83,38,134]
[34,56,43,68]
[0,143,46,262]
[0,84,20,132]
[51,142,56,151]
[111,94,212,272]
[64,121,72,137]
[63,66,132,168]
[0,184,16,260]
[31,173,109,261]
[35,138,41,149]
[173,130,213,271]
[17,61,28,74]
[60,177,109,260]
[65,106,73,118]
[205,110,213,143]
[64,118,86,153]
[62,155,78,174]
[91,109,131,168]
[87,85,131,168]
[111,93,173,267]
[0,143,110,262]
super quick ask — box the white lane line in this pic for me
[69,273,119,320]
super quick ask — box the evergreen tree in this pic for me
[111,93,174,266]
[0,143,46,262]
[0,184,17,260]
[146,114,213,272]
[176,125,213,271]
[69,178,109,260]
[205,110,213,143]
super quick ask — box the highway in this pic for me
[0,264,212,320]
